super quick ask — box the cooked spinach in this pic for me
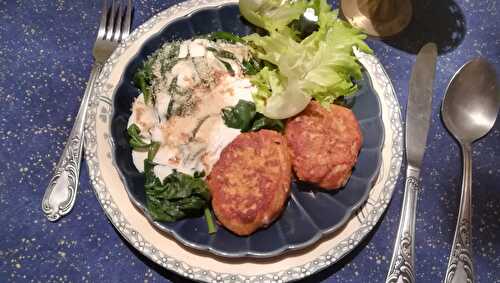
[221,100,284,132]
[144,162,209,219]
[133,61,154,105]
[221,100,256,131]
[127,124,151,150]
[208,31,244,44]
[127,133,216,234]
[143,161,216,233]
[147,141,160,161]
[250,116,284,132]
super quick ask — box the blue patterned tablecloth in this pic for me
[1,0,499,282]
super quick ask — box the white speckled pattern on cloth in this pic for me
[0,0,499,282]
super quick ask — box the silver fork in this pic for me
[42,0,133,221]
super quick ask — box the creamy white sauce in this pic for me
[127,94,157,139]
[188,39,208,57]
[128,39,254,178]
[153,90,171,120]
[178,41,189,58]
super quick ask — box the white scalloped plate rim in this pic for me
[83,0,403,281]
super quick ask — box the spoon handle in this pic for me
[444,144,474,283]
[386,166,420,283]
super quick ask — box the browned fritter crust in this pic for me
[285,101,363,190]
[207,130,292,236]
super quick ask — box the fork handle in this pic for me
[42,62,103,221]
[386,165,420,283]
[444,144,474,283]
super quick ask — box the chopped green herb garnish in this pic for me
[216,49,236,60]
[218,58,235,76]
[206,46,217,53]
[206,47,237,76]
[206,46,236,60]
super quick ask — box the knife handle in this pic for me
[386,166,420,283]
[444,144,474,283]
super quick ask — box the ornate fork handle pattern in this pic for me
[386,168,421,283]
[42,63,103,221]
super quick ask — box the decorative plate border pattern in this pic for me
[83,0,403,281]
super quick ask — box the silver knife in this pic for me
[385,42,438,283]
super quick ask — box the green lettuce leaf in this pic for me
[242,0,373,117]
[239,0,308,33]
[250,67,284,110]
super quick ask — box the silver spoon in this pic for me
[441,58,500,283]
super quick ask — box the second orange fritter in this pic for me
[207,130,292,236]
[285,101,363,190]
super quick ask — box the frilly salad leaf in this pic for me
[240,0,372,119]
[239,0,307,33]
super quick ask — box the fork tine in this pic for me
[105,0,118,41]
[113,3,123,42]
[97,0,108,39]
[122,0,133,40]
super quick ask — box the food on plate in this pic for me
[221,99,285,132]
[127,37,258,233]
[128,38,255,179]
[285,102,363,189]
[125,0,373,235]
[207,130,292,236]
[240,0,372,119]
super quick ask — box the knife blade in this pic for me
[406,43,438,169]
[386,42,438,283]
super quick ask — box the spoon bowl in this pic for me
[442,58,500,144]
[441,58,499,283]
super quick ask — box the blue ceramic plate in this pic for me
[111,4,383,258]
